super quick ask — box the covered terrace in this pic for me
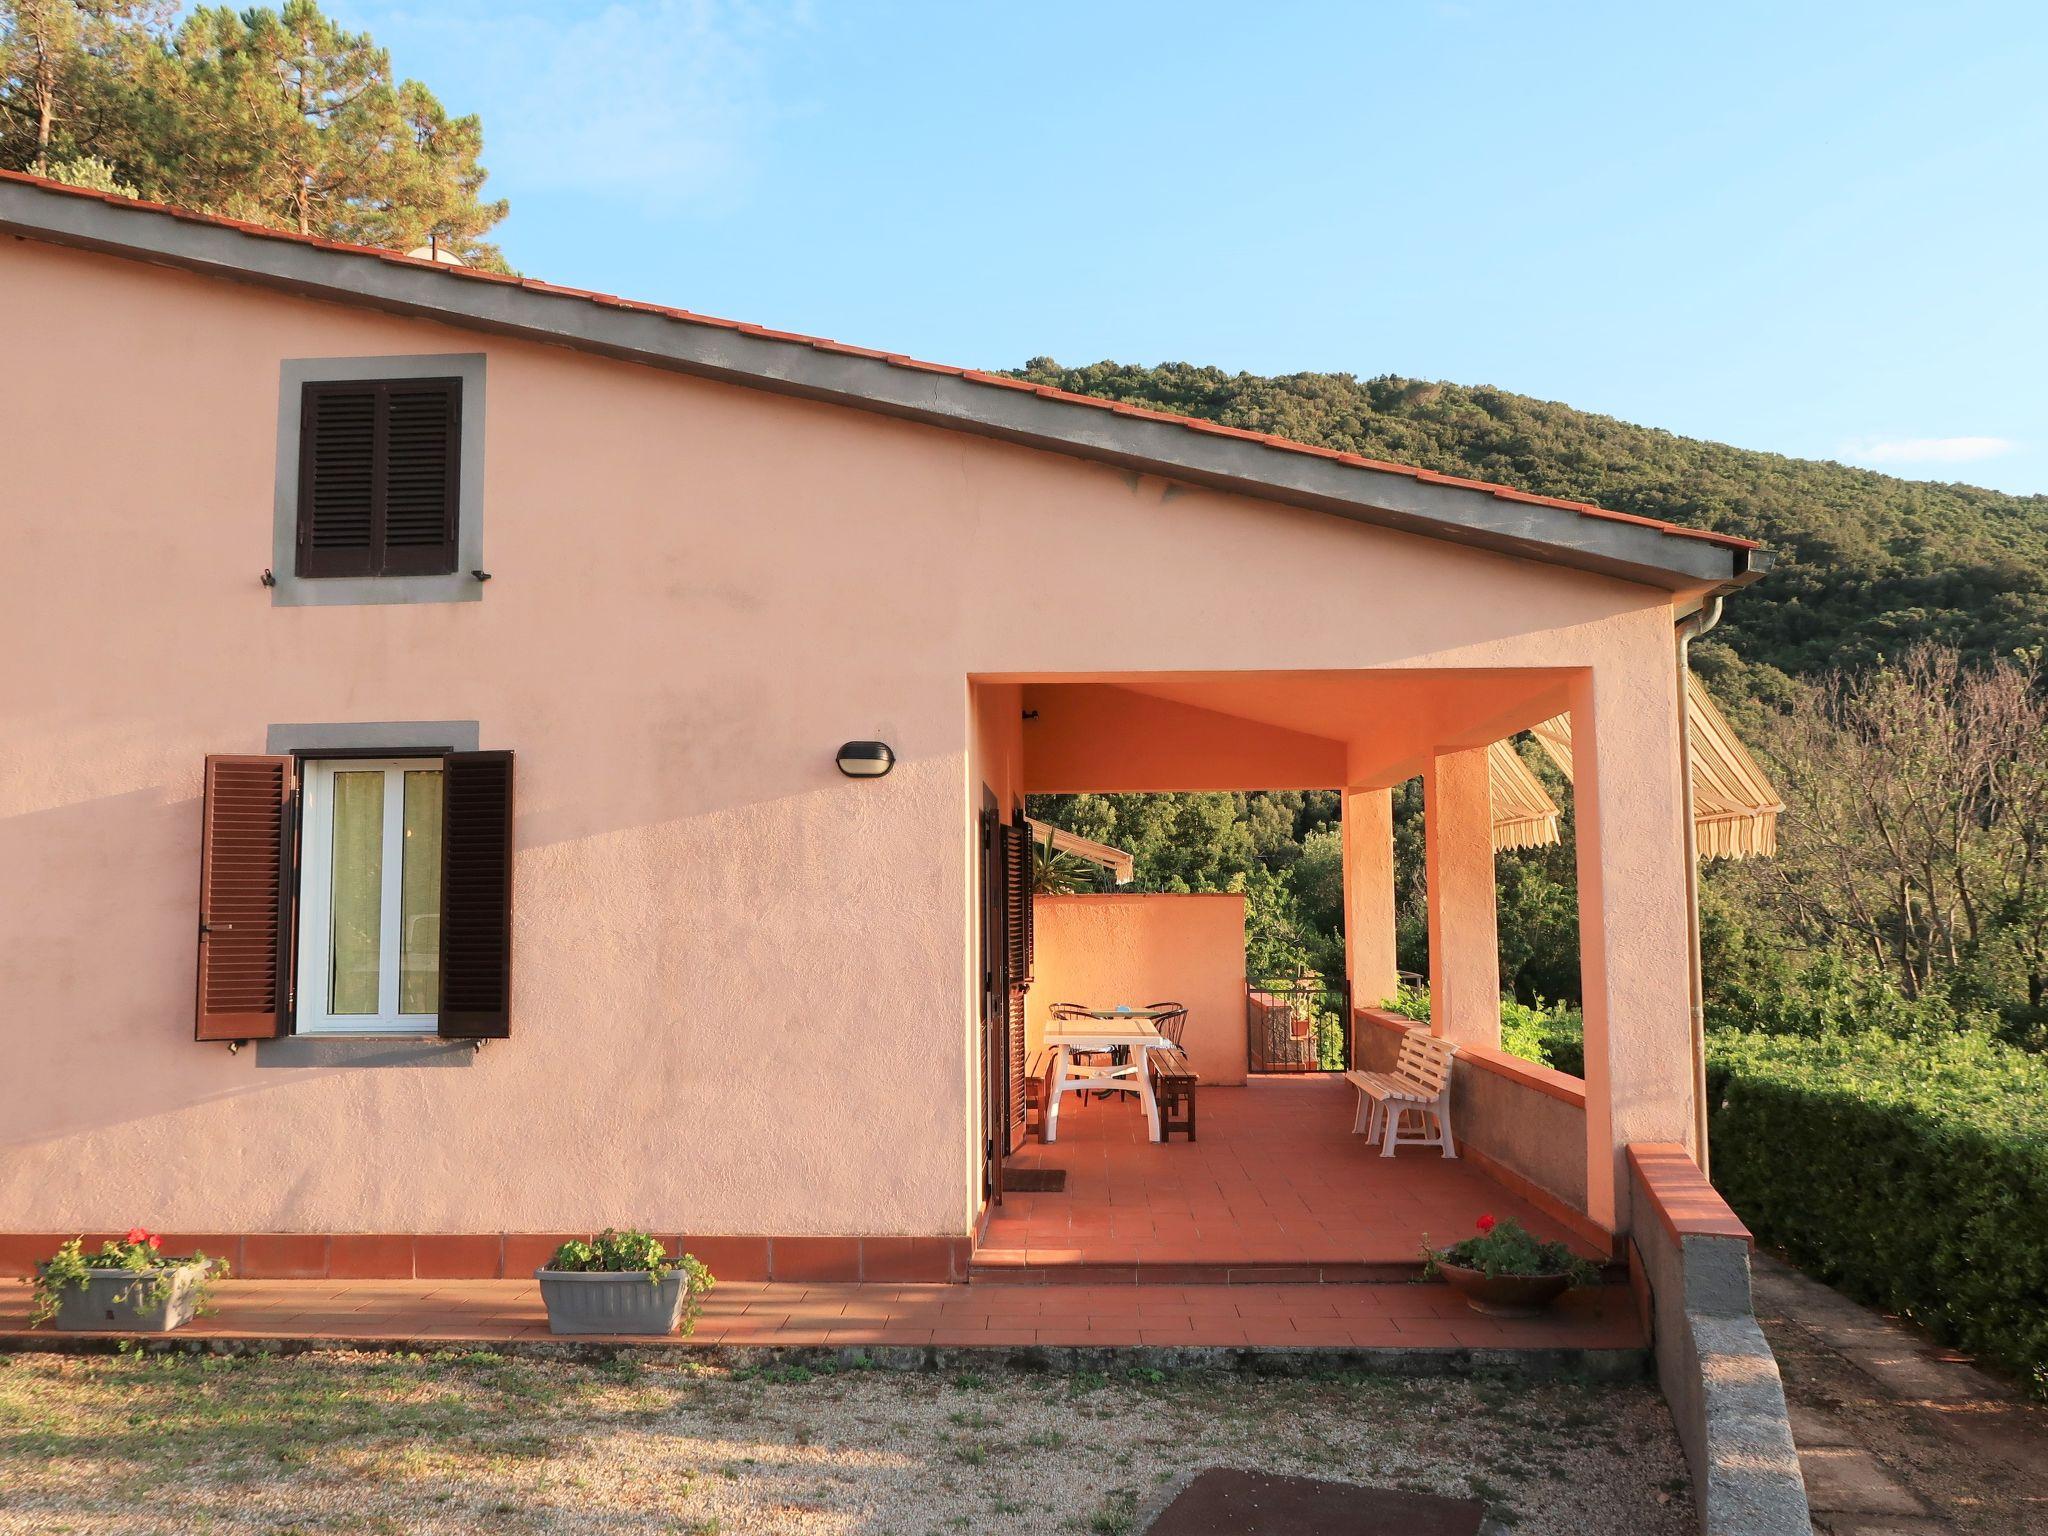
[970,661,1777,1281]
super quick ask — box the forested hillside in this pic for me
[1014,360,2048,685]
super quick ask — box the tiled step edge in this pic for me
[970,1259,1425,1285]
[968,1257,1633,1286]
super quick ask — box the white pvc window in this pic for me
[296,758,442,1035]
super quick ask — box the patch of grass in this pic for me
[1084,1488,1140,1535]
[1468,1472,1516,1514]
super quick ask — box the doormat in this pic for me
[1003,1167,1066,1193]
[1144,1469,1485,1535]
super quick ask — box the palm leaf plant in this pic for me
[1032,829,1095,895]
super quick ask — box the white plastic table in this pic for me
[1041,1008,1176,1143]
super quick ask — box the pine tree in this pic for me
[0,0,162,173]
[1,0,507,268]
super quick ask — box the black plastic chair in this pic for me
[1145,1002,1190,1049]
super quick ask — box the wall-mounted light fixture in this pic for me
[836,740,895,778]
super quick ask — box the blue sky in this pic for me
[335,1,2048,495]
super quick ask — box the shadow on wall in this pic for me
[1,749,969,1152]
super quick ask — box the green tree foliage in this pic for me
[0,0,158,172]
[1028,790,1343,979]
[0,0,507,266]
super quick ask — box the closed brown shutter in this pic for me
[298,379,459,579]
[194,755,293,1041]
[379,381,461,575]
[438,749,513,1038]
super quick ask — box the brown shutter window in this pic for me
[1002,821,1032,990]
[438,749,513,1038]
[1020,821,1036,980]
[297,378,460,579]
[195,755,294,1041]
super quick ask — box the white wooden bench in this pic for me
[1344,1029,1458,1157]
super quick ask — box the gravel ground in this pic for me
[0,1351,1693,1535]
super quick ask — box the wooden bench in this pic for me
[1148,1046,1199,1142]
[1344,1028,1457,1157]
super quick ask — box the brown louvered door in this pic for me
[979,800,1004,1205]
[438,750,514,1039]
[194,755,294,1041]
[298,379,459,578]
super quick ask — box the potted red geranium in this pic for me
[1423,1214,1598,1318]
[31,1228,227,1333]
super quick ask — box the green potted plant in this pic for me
[1423,1214,1598,1317]
[537,1228,714,1336]
[32,1229,226,1333]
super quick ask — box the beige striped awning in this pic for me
[1487,739,1562,850]
[1508,672,1783,859]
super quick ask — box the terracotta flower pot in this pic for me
[1435,1261,1572,1318]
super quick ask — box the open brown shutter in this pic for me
[195,755,293,1041]
[1002,822,1032,990]
[297,379,460,578]
[1021,824,1036,980]
[438,749,513,1038]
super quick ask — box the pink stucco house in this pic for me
[1,167,1814,1520]
[0,163,1772,1251]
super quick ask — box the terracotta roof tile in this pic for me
[0,167,1758,553]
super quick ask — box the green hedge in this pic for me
[1706,1030,2048,1395]
[1500,999,1585,1078]
[1380,985,1587,1078]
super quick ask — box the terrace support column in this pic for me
[1341,786,1398,1010]
[1570,637,1697,1233]
[1424,747,1500,1050]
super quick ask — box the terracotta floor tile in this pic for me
[988,1108,1608,1268]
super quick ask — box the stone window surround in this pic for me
[270,353,488,607]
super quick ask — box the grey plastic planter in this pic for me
[536,1268,692,1335]
[52,1264,205,1333]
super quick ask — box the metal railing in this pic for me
[1246,970,1353,1073]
